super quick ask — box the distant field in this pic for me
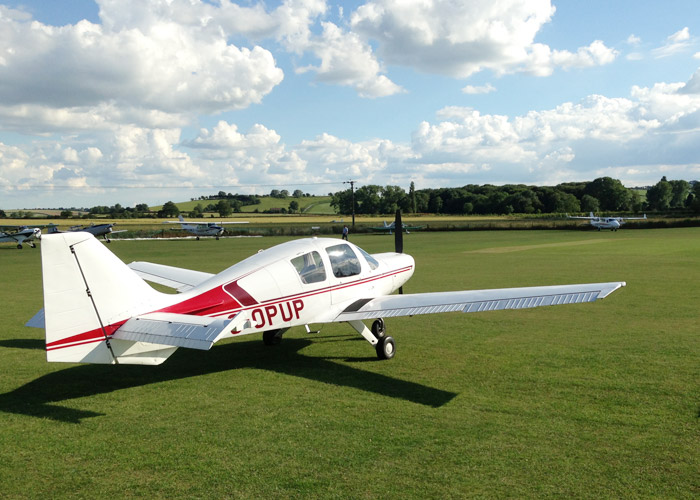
[1,228,698,498]
[150,195,334,214]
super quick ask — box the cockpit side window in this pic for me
[291,251,327,284]
[357,247,379,270]
[326,244,361,278]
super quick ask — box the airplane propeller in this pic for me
[394,209,404,294]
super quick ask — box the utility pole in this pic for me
[343,180,356,228]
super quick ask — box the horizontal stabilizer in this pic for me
[26,309,45,329]
[113,312,238,350]
[128,261,214,292]
[336,282,625,321]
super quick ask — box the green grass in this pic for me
[1,229,698,498]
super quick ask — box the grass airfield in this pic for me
[0,228,698,498]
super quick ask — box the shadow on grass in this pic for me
[0,338,457,423]
[0,339,45,350]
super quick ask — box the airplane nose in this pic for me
[36,229,42,239]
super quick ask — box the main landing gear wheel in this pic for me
[371,319,386,339]
[17,244,22,249]
[375,336,396,360]
[263,329,284,346]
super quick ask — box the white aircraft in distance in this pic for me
[27,211,625,365]
[0,225,41,249]
[568,212,647,231]
[370,220,424,234]
[167,215,249,240]
[48,223,126,243]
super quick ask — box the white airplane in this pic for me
[0,225,41,249]
[167,215,248,240]
[370,220,424,234]
[27,217,625,365]
[568,212,647,231]
[48,223,126,243]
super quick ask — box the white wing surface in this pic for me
[335,282,625,322]
[113,312,238,350]
[128,261,214,292]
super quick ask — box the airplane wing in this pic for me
[128,261,214,292]
[335,282,625,322]
[112,312,240,350]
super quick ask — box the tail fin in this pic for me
[41,232,177,364]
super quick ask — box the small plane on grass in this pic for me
[48,223,126,243]
[27,211,625,365]
[0,225,42,249]
[370,220,424,234]
[167,215,248,240]
[568,212,647,231]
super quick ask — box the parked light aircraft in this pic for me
[167,215,248,240]
[370,220,424,234]
[48,223,125,243]
[568,212,647,231]
[27,213,625,365]
[0,225,41,249]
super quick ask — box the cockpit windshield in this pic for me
[357,247,379,270]
[325,244,361,278]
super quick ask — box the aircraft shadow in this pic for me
[0,338,457,423]
[0,339,45,350]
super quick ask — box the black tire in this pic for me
[17,244,22,249]
[263,329,283,346]
[371,319,386,339]
[375,336,396,360]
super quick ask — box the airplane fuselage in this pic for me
[591,218,622,231]
[0,227,41,248]
[157,238,414,335]
[183,223,225,237]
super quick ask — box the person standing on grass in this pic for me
[342,225,349,240]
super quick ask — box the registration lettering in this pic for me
[251,299,304,329]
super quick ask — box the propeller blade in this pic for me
[394,209,403,254]
[395,209,404,294]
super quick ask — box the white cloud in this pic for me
[551,40,618,70]
[462,83,496,95]
[653,27,692,58]
[408,76,700,185]
[627,34,642,45]
[0,0,284,133]
[296,21,403,98]
[350,0,616,78]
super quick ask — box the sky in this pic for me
[1,0,700,209]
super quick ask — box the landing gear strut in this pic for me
[349,318,395,360]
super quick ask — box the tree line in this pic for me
[330,177,699,216]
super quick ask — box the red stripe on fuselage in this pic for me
[46,321,125,350]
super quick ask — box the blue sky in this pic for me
[1,0,699,208]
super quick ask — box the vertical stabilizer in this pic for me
[41,232,176,364]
